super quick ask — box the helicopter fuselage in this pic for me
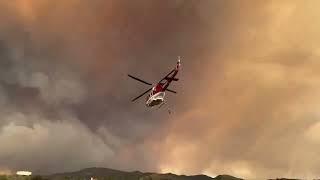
[146,91,165,107]
[128,57,181,107]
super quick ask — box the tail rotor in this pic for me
[176,56,181,70]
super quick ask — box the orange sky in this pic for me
[0,0,320,179]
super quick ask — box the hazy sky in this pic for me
[1,0,320,179]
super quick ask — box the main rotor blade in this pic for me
[128,74,152,85]
[132,87,153,102]
[159,70,175,82]
[166,89,177,94]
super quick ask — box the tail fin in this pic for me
[176,56,181,70]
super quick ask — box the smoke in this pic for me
[0,112,113,174]
[1,0,320,179]
[155,1,320,179]
[0,0,177,174]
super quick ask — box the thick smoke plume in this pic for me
[1,0,320,179]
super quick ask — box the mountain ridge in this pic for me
[46,167,243,180]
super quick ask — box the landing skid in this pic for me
[158,101,172,114]
[158,101,166,109]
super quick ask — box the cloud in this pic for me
[1,0,320,179]
[0,112,114,174]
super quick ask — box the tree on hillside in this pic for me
[0,175,7,180]
[31,176,48,180]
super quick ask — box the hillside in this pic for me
[46,167,243,180]
[0,167,243,180]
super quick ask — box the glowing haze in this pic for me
[0,0,320,179]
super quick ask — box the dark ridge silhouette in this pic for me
[45,167,243,180]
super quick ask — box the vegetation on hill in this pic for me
[0,168,243,180]
[0,175,48,180]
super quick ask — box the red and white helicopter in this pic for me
[128,56,181,108]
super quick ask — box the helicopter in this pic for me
[128,56,181,108]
